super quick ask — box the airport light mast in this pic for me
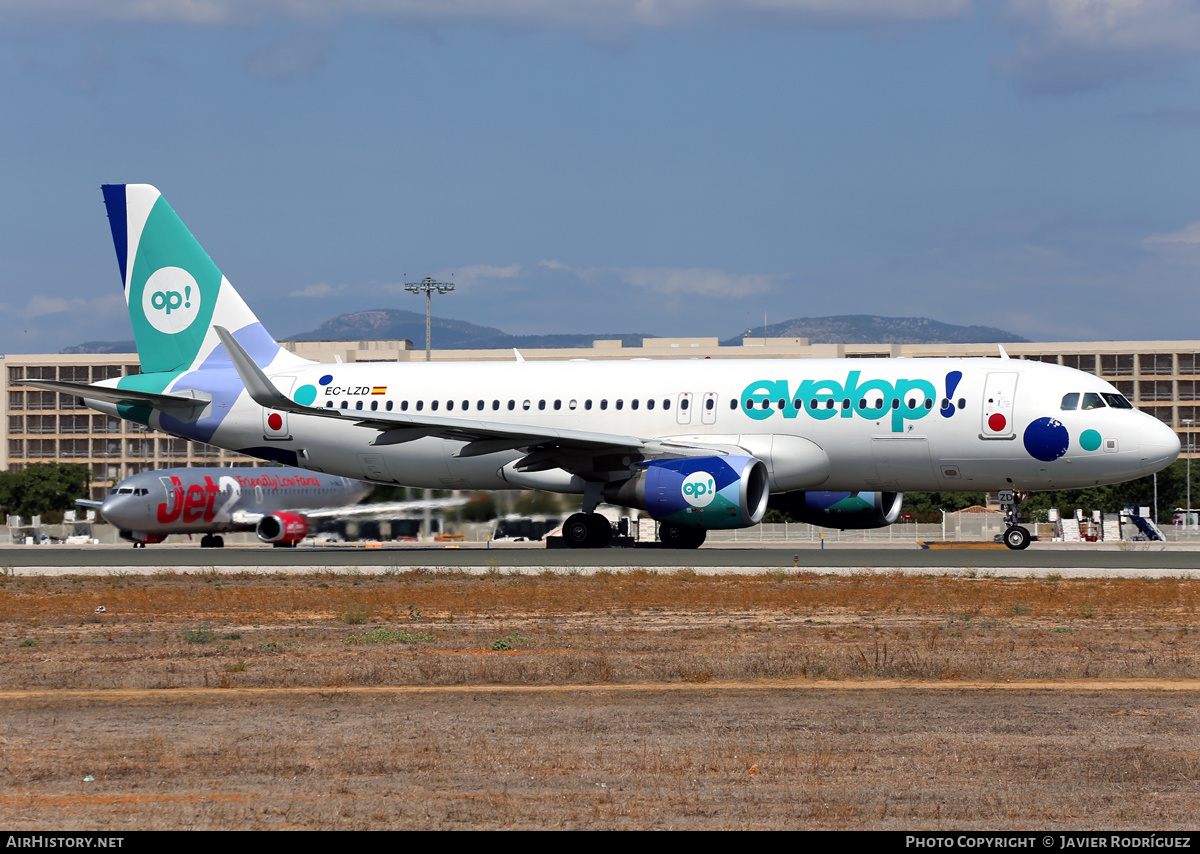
[404,276,455,362]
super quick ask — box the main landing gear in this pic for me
[562,512,612,549]
[200,535,225,548]
[998,489,1031,551]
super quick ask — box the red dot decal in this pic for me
[988,413,1007,432]
[268,413,283,431]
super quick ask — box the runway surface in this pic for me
[1,542,1197,577]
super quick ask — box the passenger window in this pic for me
[585,400,592,410]
[431,401,439,411]
[728,399,736,410]
[843,399,851,410]
[924,399,932,410]
[705,398,714,411]
[537,400,545,410]
[340,401,348,410]
[416,401,424,411]
[777,399,786,410]
[477,400,484,411]
[809,399,817,410]
[523,400,531,410]
[462,400,468,410]
[827,400,836,410]
[891,399,899,410]
[1061,393,1080,411]
[401,401,408,411]
[794,399,802,410]
[600,400,608,410]
[554,400,562,410]
[507,400,515,411]
[386,401,393,411]
[681,398,689,410]
[957,398,966,410]
[356,401,363,410]
[492,400,499,410]
[616,400,624,410]
[569,400,577,410]
[631,399,638,410]
[370,401,378,411]
[447,400,454,411]
[325,401,333,409]
[1081,393,1106,410]
[649,399,656,410]
[663,399,671,410]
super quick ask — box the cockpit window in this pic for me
[1080,392,1107,411]
[1102,393,1133,410]
[1060,393,1079,411]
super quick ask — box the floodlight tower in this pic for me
[404,276,455,362]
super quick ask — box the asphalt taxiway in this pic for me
[0,542,1197,577]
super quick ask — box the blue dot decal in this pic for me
[1023,417,1070,462]
[319,374,333,385]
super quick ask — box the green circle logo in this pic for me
[1080,429,1102,452]
[294,384,317,406]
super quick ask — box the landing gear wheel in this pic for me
[563,513,613,548]
[585,513,612,549]
[563,513,592,548]
[200,534,217,548]
[659,523,707,549]
[214,536,224,548]
[1003,525,1031,551]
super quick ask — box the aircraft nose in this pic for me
[99,495,137,529]
[1140,418,1181,475]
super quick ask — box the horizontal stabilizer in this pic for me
[15,379,211,412]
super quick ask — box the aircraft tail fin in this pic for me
[100,184,295,375]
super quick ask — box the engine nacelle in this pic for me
[771,491,903,530]
[604,455,769,529]
[256,512,309,544]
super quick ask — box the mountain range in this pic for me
[60,311,1026,354]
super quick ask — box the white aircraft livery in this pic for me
[21,185,1181,550]
[76,466,466,548]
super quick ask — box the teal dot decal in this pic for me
[294,384,317,406]
[1080,429,1102,452]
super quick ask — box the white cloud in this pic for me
[435,263,521,287]
[999,0,1200,92]
[1143,221,1200,249]
[24,293,124,318]
[0,0,967,28]
[288,281,346,298]
[540,259,780,297]
[620,266,780,296]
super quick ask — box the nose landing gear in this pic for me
[999,489,1031,550]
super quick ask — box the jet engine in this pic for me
[256,512,309,544]
[604,455,769,529]
[770,490,903,530]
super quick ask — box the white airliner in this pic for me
[78,466,467,547]
[21,185,1181,550]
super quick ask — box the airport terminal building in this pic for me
[4,336,1197,500]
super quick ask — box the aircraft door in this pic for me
[263,377,296,441]
[676,392,693,425]
[981,372,1018,440]
[701,392,718,425]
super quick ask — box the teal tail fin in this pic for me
[101,184,277,374]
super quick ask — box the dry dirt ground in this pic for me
[0,569,1198,830]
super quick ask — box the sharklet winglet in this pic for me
[998,344,1010,360]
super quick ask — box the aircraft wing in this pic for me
[74,499,104,509]
[230,496,473,526]
[214,326,731,468]
[15,379,211,414]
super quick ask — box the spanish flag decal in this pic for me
[371,386,387,395]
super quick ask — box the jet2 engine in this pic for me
[255,512,309,546]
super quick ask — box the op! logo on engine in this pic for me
[681,471,717,508]
[142,266,201,334]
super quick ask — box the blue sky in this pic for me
[3,1,1200,352]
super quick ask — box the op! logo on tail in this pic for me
[142,267,201,334]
